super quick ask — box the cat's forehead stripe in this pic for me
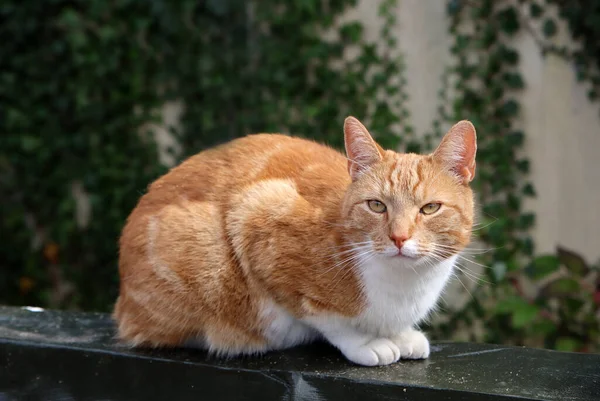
[395,156,421,192]
[387,157,400,187]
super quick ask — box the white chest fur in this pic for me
[351,255,456,337]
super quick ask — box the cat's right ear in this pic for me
[344,116,384,181]
[433,120,477,184]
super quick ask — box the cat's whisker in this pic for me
[317,247,374,277]
[470,221,497,232]
[426,247,491,285]
[454,254,492,271]
[450,271,475,301]
[429,242,499,254]
[330,250,376,289]
[454,264,489,284]
[306,243,375,270]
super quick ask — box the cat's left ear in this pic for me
[344,116,385,181]
[433,120,477,184]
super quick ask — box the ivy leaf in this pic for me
[563,298,585,315]
[497,8,520,36]
[502,99,520,117]
[205,0,229,16]
[529,2,543,18]
[339,22,363,44]
[557,246,590,276]
[555,337,581,352]
[447,0,462,16]
[542,19,557,37]
[531,319,556,336]
[512,303,540,328]
[503,72,525,89]
[517,213,535,229]
[507,130,524,147]
[495,296,540,328]
[495,295,530,314]
[501,46,519,65]
[21,135,41,152]
[516,159,530,173]
[522,183,536,197]
[541,278,580,298]
[525,255,560,279]
[522,237,535,256]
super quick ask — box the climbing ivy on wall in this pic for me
[425,0,600,353]
[0,0,598,352]
[0,0,409,311]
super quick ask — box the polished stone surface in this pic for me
[0,306,599,400]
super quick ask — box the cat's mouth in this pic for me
[391,248,415,258]
[380,248,421,260]
[394,252,420,262]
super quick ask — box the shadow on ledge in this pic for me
[0,306,599,401]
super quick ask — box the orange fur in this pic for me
[114,117,477,363]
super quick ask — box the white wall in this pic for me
[347,0,600,263]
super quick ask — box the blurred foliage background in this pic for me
[1,0,599,352]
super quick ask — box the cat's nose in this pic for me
[390,234,409,249]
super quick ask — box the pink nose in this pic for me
[390,234,409,249]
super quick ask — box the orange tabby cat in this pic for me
[114,117,476,366]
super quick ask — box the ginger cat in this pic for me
[114,117,476,366]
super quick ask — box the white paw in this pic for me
[391,330,430,359]
[342,338,401,366]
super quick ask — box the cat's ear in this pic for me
[344,116,384,180]
[433,120,477,184]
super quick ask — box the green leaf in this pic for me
[512,303,540,328]
[541,278,581,297]
[522,183,536,197]
[531,319,556,336]
[526,255,560,279]
[21,135,41,152]
[521,237,535,256]
[557,246,590,275]
[497,7,520,35]
[503,72,525,89]
[542,19,558,37]
[447,0,462,16]
[206,0,229,16]
[563,298,585,315]
[507,130,524,147]
[555,337,581,352]
[517,213,535,229]
[516,159,530,173]
[501,46,519,65]
[529,2,543,18]
[502,99,520,117]
[339,22,363,44]
[495,295,530,314]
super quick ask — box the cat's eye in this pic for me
[367,200,387,213]
[420,203,441,215]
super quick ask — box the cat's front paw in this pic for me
[391,329,430,359]
[342,338,401,366]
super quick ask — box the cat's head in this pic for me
[341,116,476,265]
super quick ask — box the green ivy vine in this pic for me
[0,0,409,310]
[426,0,600,353]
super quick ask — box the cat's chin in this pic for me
[394,253,418,260]
[381,251,422,264]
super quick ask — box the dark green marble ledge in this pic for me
[0,306,598,401]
